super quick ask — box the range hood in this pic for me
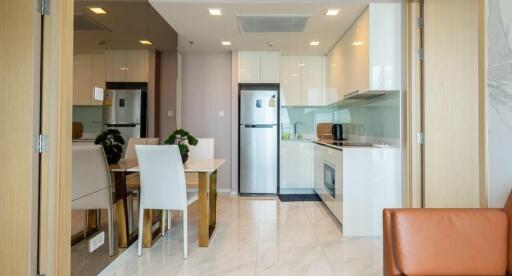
[343,90,387,100]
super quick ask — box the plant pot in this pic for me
[181,153,189,164]
[107,153,122,164]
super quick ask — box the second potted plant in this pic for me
[164,129,198,163]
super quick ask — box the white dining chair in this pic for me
[71,144,114,256]
[188,138,214,160]
[123,138,160,233]
[135,145,198,258]
[185,138,214,186]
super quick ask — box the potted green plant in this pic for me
[95,129,125,164]
[164,129,198,163]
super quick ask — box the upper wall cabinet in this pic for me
[238,51,280,83]
[106,49,149,82]
[325,3,401,104]
[73,53,105,106]
[281,55,324,106]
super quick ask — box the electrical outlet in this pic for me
[218,110,225,117]
[167,110,174,117]
[88,231,105,253]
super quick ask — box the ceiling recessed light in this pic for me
[221,41,231,46]
[352,41,365,46]
[209,8,222,16]
[310,41,320,46]
[89,7,107,14]
[326,9,340,16]
[139,40,152,45]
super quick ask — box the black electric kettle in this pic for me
[332,124,344,141]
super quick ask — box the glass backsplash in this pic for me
[73,106,103,135]
[280,91,400,143]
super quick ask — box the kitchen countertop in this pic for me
[313,139,391,150]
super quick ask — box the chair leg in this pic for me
[127,193,133,234]
[83,210,88,238]
[107,208,114,257]
[137,207,144,257]
[167,210,172,231]
[161,210,166,236]
[183,209,188,259]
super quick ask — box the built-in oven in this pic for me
[323,162,336,198]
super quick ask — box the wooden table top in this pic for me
[109,158,226,173]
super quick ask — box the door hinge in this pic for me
[417,48,424,60]
[416,17,424,28]
[37,0,50,15]
[37,134,48,153]
[416,132,425,144]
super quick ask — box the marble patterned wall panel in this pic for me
[488,0,512,207]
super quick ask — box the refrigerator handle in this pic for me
[244,125,274,128]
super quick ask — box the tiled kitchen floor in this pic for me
[99,194,383,276]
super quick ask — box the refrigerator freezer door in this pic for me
[240,124,278,194]
[240,90,278,125]
[103,89,142,124]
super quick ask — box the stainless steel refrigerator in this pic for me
[102,89,146,148]
[239,86,278,194]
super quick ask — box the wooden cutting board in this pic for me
[72,122,83,139]
[316,123,333,139]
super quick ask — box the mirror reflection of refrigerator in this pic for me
[102,89,147,148]
[239,86,279,194]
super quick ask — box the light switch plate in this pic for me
[93,87,104,101]
[218,110,225,117]
[88,231,105,253]
[168,110,174,117]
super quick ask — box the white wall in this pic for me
[487,0,512,207]
[159,51,178,139]
[181,52,233,190]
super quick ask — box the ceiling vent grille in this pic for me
[74,13,110,31]
[237,15,309,33]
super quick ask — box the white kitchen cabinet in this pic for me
[73,53,105,106]
[324,3,401,103]
[280,56,301,106]
[301,56,324,106]
[280,141,314,190]
[105,50,125,82]
[314,143,343,223]
[90,54,106,106]
[238,51,280,83]
[73,54,92,106]
[106,49,148,82]
[260,51,280,83]
[125,49,148,82]
[280,55,325,106]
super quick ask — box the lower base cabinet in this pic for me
[280,141,314,190]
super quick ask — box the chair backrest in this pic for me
[135,145,187,210]
[71,144,112,209]
[188,138,214,160]
[504,191,512,274]
[124,138,160,159]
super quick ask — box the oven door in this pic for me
[323,162,336,198]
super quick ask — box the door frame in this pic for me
[404,0,487,208]
[38,0,74,275]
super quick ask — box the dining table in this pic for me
[108,158,225,248]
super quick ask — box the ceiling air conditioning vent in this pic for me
[237,15,309,33]
[74,13,110,31]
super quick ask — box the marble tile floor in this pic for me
[99,194,383,276]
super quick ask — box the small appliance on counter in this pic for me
[332,124,344,141]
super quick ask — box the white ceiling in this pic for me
[149,0,369,55]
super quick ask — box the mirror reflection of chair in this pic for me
[124,138,160,233]
[135,145,199,258]
[71,145,114,256]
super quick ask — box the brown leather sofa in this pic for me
[384,192,512,276]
